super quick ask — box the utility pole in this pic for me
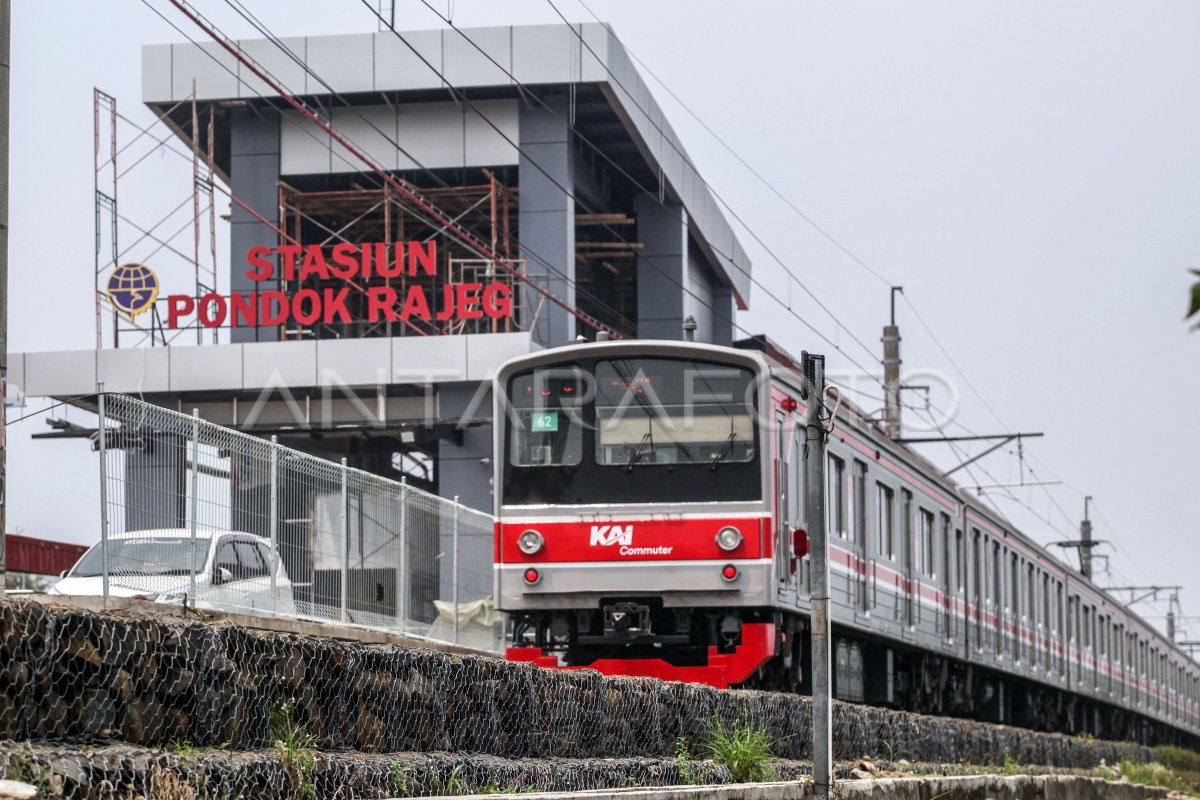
[1080,496,1093,580]
[803,351,831,798]
[0,0,11,598]
[882,287,902,439]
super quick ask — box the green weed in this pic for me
[270,701,316,800]
[701,716,777,784]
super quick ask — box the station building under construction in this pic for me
[14,21,752,514]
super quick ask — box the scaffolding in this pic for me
[92,86,645,347]
[93,87,219,348]
[276,174,530,340]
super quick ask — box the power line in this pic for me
[367,0,888,383]
[535,0,885,371]
[570,0,895,290]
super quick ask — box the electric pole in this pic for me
[803,351,831,798]
[1080,496,1093,580]
[882,287,902,439]
[0,0,11,598]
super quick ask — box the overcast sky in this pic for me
[7,1,1200,638]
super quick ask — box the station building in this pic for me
[12,22,753,517]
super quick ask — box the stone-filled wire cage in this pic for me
[86,392,500,650]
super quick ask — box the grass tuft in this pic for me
[701,716,777,784]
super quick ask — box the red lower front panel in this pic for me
[506,622,776,690]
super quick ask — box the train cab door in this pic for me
[774,408,805,602]
[774,409,789,592]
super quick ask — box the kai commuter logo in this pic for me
[589,524,673,556]
[589,524,633,547]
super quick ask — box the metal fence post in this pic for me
[340,457,349,624]
[189,409,200,601]
[398,476,407,632]
[453,495,460,644]
[97,383,110,598]
[269,435,279,605]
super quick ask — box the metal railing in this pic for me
[88,391,501,652]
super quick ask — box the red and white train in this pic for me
[493,336,1199,744]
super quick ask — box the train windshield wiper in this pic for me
[710,431,737,471]
[626,431,653,471]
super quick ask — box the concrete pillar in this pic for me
[518,96,575,346]
[229,108,281,344]
[123,434,187,531]
[712,284,735,346]
[436,383,493,605]
[636,193,687,340]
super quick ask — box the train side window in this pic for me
[955,529,966,592]
[851,460,867,545]
[1010,553,1020,659]
[1026,563,1036,666]
[901,490,913,573]
[941,515,953,638]
[827,454,846,538]
[875,482,895,560]
[972,528,983,652]
[992,541,1003,652]
[919,509,935,575]
[1042,574,1052,671]
[1057,584,1066,676]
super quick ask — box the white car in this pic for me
[50,528,297,616]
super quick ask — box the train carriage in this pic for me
[493,336,1199,745]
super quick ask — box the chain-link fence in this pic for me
[73,392,501,651]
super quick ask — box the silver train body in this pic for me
[493,338,1198,743]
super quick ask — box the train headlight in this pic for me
[715,526,743,552]
[517,529,545,555]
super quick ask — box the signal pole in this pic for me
[882,287,902,439]
[803,351,831,798]
[1080,496,1093,580]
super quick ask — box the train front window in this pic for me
[595,358,755,467]
[508,367,584,466]
[502,354,762,505]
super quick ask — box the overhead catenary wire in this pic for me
[362,0,889,385]
[570,0,895,292]
[535,0,885,368]
[220,0,889,387]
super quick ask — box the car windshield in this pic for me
[71,536,211,577]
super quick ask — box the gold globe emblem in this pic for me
[105,262,160,320]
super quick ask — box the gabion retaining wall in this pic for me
[0,744,752,800]
[0,598,1151,769]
